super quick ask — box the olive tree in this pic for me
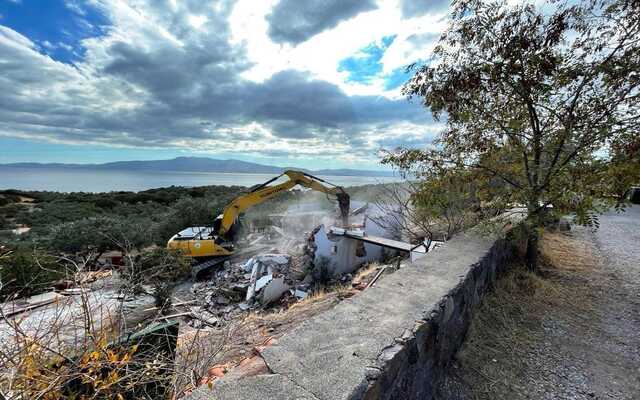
[384,0,640,271]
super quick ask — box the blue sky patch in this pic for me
[0,0,108,64]
[383,67,410,90]
[338,35,396,84]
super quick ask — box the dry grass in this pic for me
[540,231,600,272]
[442,230,604,400]
[352,262,380,286]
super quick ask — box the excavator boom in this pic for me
[217,170,349,236]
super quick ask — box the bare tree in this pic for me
[370,182,432,242]
[370,177,477,242]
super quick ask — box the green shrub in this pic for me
[46,216,154,253]
[0,215,11,230]
[0,248,67,301]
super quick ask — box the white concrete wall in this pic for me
[312,211,398,276]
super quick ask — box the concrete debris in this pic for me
[243,254,290,272]
[187,253,299,325]
[193,311,220,328]
[255,274,273,292]
[183,202,428,332]
[190,263,253,322]
[292,289,308,300]
[244,254,292,305]
[270,225,287,237]
[260,277,290,305]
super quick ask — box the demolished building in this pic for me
[305,202,399,277]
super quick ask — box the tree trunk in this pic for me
[525,201,540,273]
[525,226,539,272]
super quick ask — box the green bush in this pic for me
[1,204,24,219]
[0,215,11,230]
[0,248,67,301]
[18,201,103,226]
[46,216,154,253]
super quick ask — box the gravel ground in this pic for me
[439,205,640,400]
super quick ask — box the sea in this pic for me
[0,167,400,192]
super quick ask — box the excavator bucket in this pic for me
[336,192,350,227]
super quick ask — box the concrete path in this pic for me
[584,205,640,399]
[518,207,640,399]
[593,205,640,283]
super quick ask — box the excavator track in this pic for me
[192,256,231,279]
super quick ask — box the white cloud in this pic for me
[188,14,207,30]
[0,0,448,166]
[230,0,446,97]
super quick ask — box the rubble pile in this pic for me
[187,253,312,328]
[181,201,440,334]
[188,263,249,328]
[301,225,322,276]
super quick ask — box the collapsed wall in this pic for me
[303,202,400,278]
[187,221,524,400]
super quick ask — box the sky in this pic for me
[0,0,450,170]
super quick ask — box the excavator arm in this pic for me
[216,170,350,237]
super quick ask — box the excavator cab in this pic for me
[211,213,243,243]
[167,226,234,259]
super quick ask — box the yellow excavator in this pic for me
[167,170,350,275]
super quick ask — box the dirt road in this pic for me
[441,206,640,399]
[584,205,640,399]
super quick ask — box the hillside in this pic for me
[2,157,395,177]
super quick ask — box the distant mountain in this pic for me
[1,157,395,178]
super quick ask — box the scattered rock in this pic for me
[214,296,230,305]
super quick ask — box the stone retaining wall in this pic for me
[188,226,522,400]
